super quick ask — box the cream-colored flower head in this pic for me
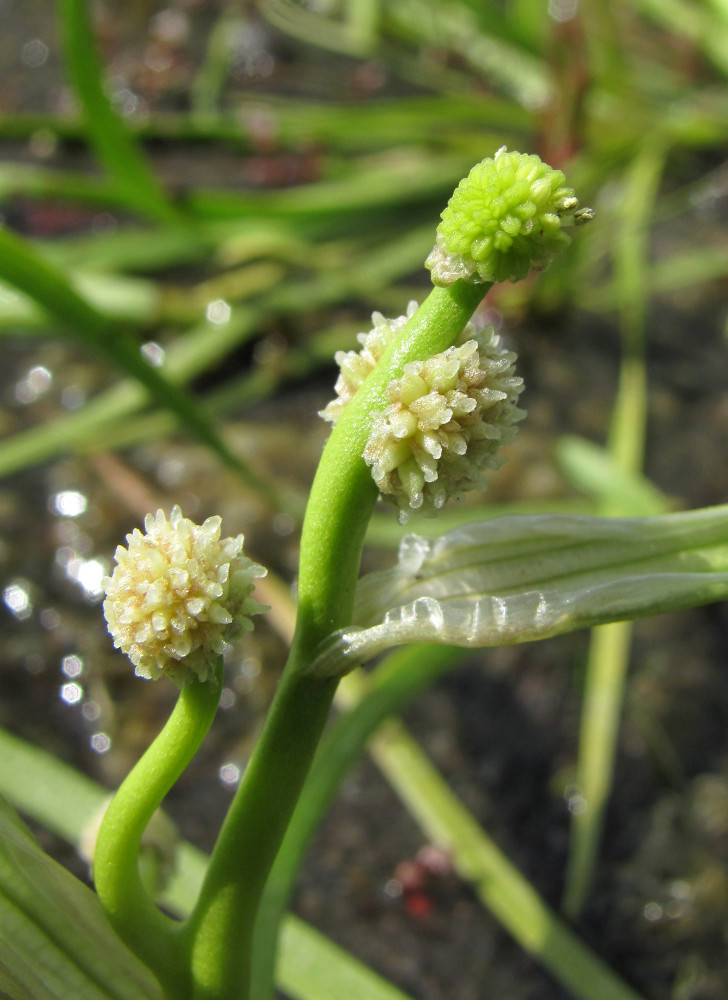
[363,324,525,522]
[319,301,418,424]
[102,506,267,686]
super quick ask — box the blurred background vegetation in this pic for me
[1,1,728,998]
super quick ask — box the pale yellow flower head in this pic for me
[319,301,418,425]
[363,325,525,522]
[102,506,267,686]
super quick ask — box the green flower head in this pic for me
[426,147,593,286]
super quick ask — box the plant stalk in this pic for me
[183,279,488,999]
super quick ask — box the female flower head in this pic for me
[319,302,525,522]
[363,324,525,521]
[426,147,593,286]
[319,301,418,425]
[102,506,267,686]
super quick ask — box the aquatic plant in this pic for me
[2,28,728,991]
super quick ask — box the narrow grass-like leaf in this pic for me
[311,507,728,675]
[0,794,161,1000]
[187,152,474,219]
[0,163,130,210]
[0,271,160,331]
[0,94,534,150]
[555,435,669,516]
[366,718,646,1000]
[563,140,667,919]
[0,224,278,503]
[58,0,181,223]
[383,0,550,109]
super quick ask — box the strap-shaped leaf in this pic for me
[0,795,161,1000]
[311,506,728,676]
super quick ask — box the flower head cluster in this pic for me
[426,147,593,286]
[319,301,418,425]
[102,506,267,686]
[363,324,525,521]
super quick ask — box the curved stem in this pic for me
[184,279,489,1000]
[94,660,223,997]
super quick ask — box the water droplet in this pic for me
[219,687,236,710]
[90,733,111,754]
[383,878,403,899]
[219,763,241,786]
[24,654,44,675]
[272,513,295,536]
[53,490,88,517]
[548,0,578,21]
[15,365,52,404]
[60,682,83,705]
[141,341,165,367]
[206,299,231,325]
[3,581,32,619]
[157,457,186,486]
[21,39,49,68]
[61,385,86,410]
[82,701,101,722]
[241,657,260,679]
[567,793,587,816]
[66,557,106,599]
[644,902,663,922]
[151,8,189,45]
[40,608,61,630]
[61,654,84,678]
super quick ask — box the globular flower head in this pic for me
[102,506,267,687]
[363,323,525,522]
[319,302,418,425]
[426,147,593,286]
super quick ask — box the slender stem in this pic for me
[94,661,223,997]
[183,279,489,1000]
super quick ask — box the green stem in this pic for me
[183,279,488,1000]
[251,645,467,1000]
[94,661,223,997]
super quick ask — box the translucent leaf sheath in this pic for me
[310,507,728,676]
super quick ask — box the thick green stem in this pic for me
[94,661,223,997]
[183,279,489,1000]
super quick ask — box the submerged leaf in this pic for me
[310,507,728,676]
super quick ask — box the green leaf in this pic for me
[276,918,414,1000]
[0,794,161,1000]
[58,0,180,223]
[555,435,669,516]
[312,506,728,675]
